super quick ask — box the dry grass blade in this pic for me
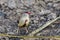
[28,16,60,36]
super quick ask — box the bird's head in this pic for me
[25,12,31,15]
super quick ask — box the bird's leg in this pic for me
[17,27,20,34]
[25,27,28,33]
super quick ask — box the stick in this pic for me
[28,16,60,36]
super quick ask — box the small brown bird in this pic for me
[17,12,31,33]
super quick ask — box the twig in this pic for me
[0,33,60,39]
[28,16,60,36]
[53,20,60,23]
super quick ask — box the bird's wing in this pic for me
[18,17,25,27]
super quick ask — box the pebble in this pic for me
[21,0,35,5]
[39,10,51,15]
[47,13,56,20]
[47,3,53,9]
[7,32,14,34]
[7,0,16,9]
[0,26,6,33]
[0,0,7,4]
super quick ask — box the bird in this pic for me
[17,12,31,33]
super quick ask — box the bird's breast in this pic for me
[18,17,30,28]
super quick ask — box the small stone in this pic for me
[53,3,59,7]
[20,39,24,40]
[39,10,51,15]
[44,0,53,3]
[34,20,38,24]
[21,0,35,5]
[7,32,14,34]
[16,9,21,13]
[53,3,60,10]
[51,24,55,28]
[0,26,6,33]
[47,3,53,6]
[0,0,7,4]
[47,13,56,20]
[7,0,17,9]
[40,17,45,20]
